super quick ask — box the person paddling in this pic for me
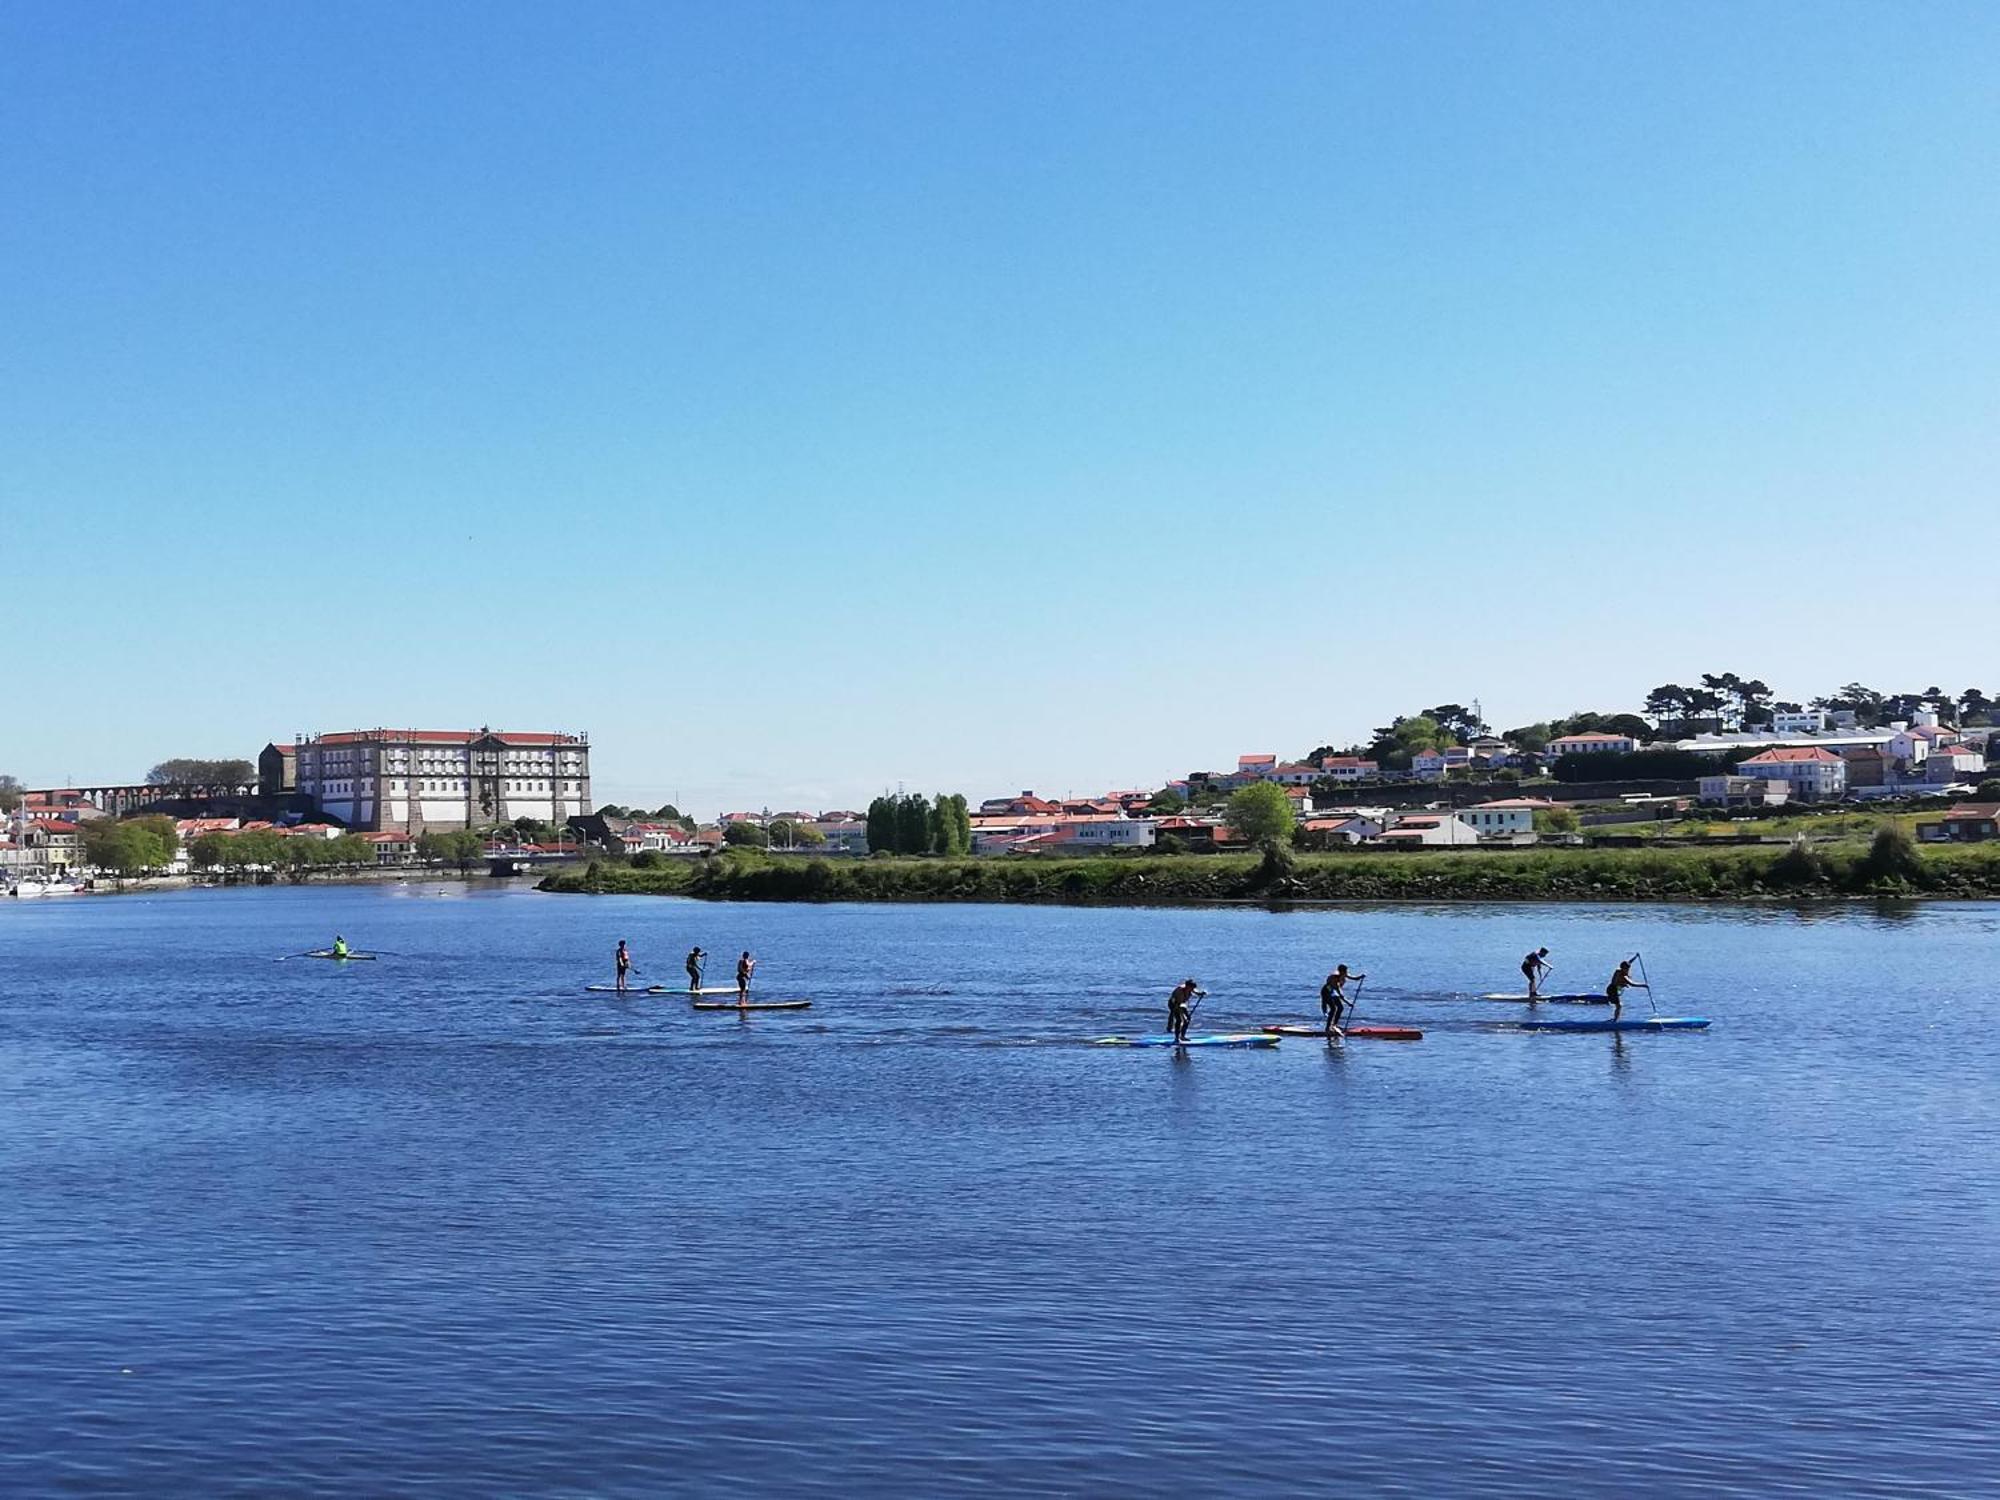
[1521,947,1551,999]
[614,939,632,994]
[1168,978,1205,1044]
[685,947,706,993]
[332,935,350,959]
[1605,956,1647,1019]
[735,950,756,1006]
[1320,964,1364,1036]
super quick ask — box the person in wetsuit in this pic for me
[735,950,756,1005]
[1320,963,1365,1036]
[1168,978,1204,1043]
[1521,947,1551,999]
[615,939,631,993]
[685,947,706,993]
[1605,957,1647,1020]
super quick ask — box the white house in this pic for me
[1770,709,1829,735]
[1376,812,1479,846]
[1926,746,1987,785]
[1266,762,1323,786]
[1317,756,1379,783]
[1698,775,1791,808]
[1736,747,1847,801]
[1461,797,1555,840]
[1052,818,1157,851]
[1549,732,1639,757]
[1411,749,1449,781]
[1302,813,1386,845]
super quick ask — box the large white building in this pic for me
[1549,732,1640,757]
[1735,747,1846,801]
[294,728,591,832]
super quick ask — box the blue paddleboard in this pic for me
[1517,1017,1711,1033]
[1092,1032,1281,1048]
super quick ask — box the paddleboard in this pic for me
[683,986,743,995]
[587,984,673,994]
[692,999,813,1011]
[1479,992,1608,1004]
[305,951,377,961]
[1517,1017,1711,1033]
[1092,1033,1280,1048]
[1261,1024,1423,1041]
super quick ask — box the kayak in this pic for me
[1092,1033,1280,1048]
[306,950,376,961]
[1517,1017,1711,1033]
[1261,1024,1423,1041]
[1478,993,1608,1004]
[692,999,813,1011]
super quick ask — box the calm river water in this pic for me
[3,884,1997,1495]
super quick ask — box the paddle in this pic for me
[1341,975,1367,1036]
[1634,951,1659,1015]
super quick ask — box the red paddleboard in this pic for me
[1261,1024,1422,1042]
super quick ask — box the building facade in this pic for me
[294,728,591,832]
[1736,747,1846,801]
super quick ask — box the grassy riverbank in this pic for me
[540,836,2000,904]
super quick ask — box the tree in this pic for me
[332,834,376,866]
[145,757,254,787]
[1504,722,1551,753]
[1644,684,1694,723]
[933,793,971,856]
[1422,704,1489,741]
[1974,779,2000,802]
[722,822,769,848]
[895,794,932,855]
[84,818,175,877]
[1814,683,1886,727]
[190,831,230,869]
[0,773,21,813]
[792,823,826,847]
[1226,782,1296,851]
[1147,788,1186,816]
[866,797,895,853]
[1533,806,1581,835]
[1957,688,1992,727]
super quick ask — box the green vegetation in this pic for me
[84,816,180,877]
[146,757,255,786]
[723,822,769,848]
[189,828,379,875]
[417,830,488,868]
[542,838,2000,905]
[865,792,971,856]
[0,773,22,813]
[1226,782,1295,850]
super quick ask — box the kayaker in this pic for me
[332,935,349,959]
[1168,978,1204,1043]
[735,950,756,1004]
[1521,947,1551,999]
[685,946,706,993]
[1320,964,1364,1036]
[615,939,632,993]
[1605,956,1647,1019]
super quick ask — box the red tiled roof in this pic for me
[310,729,584,747]
[1552,732,1632,743]
[1741,747,1842,765]
[1944,803,2000,819]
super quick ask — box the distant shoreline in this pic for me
[536,842,2000,906]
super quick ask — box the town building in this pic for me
[1926,746,1987,785]
[1735,747,1847,801]
[1771,709,1829,735]
[1460,797,1556,840]
[1549,732,1640,757]
[258,743,297,796]
[1316,756,1379,783]
[1940,803,2000,842]
[1376,812,1479,846]
[293,728,590,832]
[1697,775,1792,809]
[1411,748,1448,781]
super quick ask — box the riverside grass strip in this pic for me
[542,837,2000,905]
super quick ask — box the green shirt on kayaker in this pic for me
[332,935,349,959]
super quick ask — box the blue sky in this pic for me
[4,3,1995,814]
